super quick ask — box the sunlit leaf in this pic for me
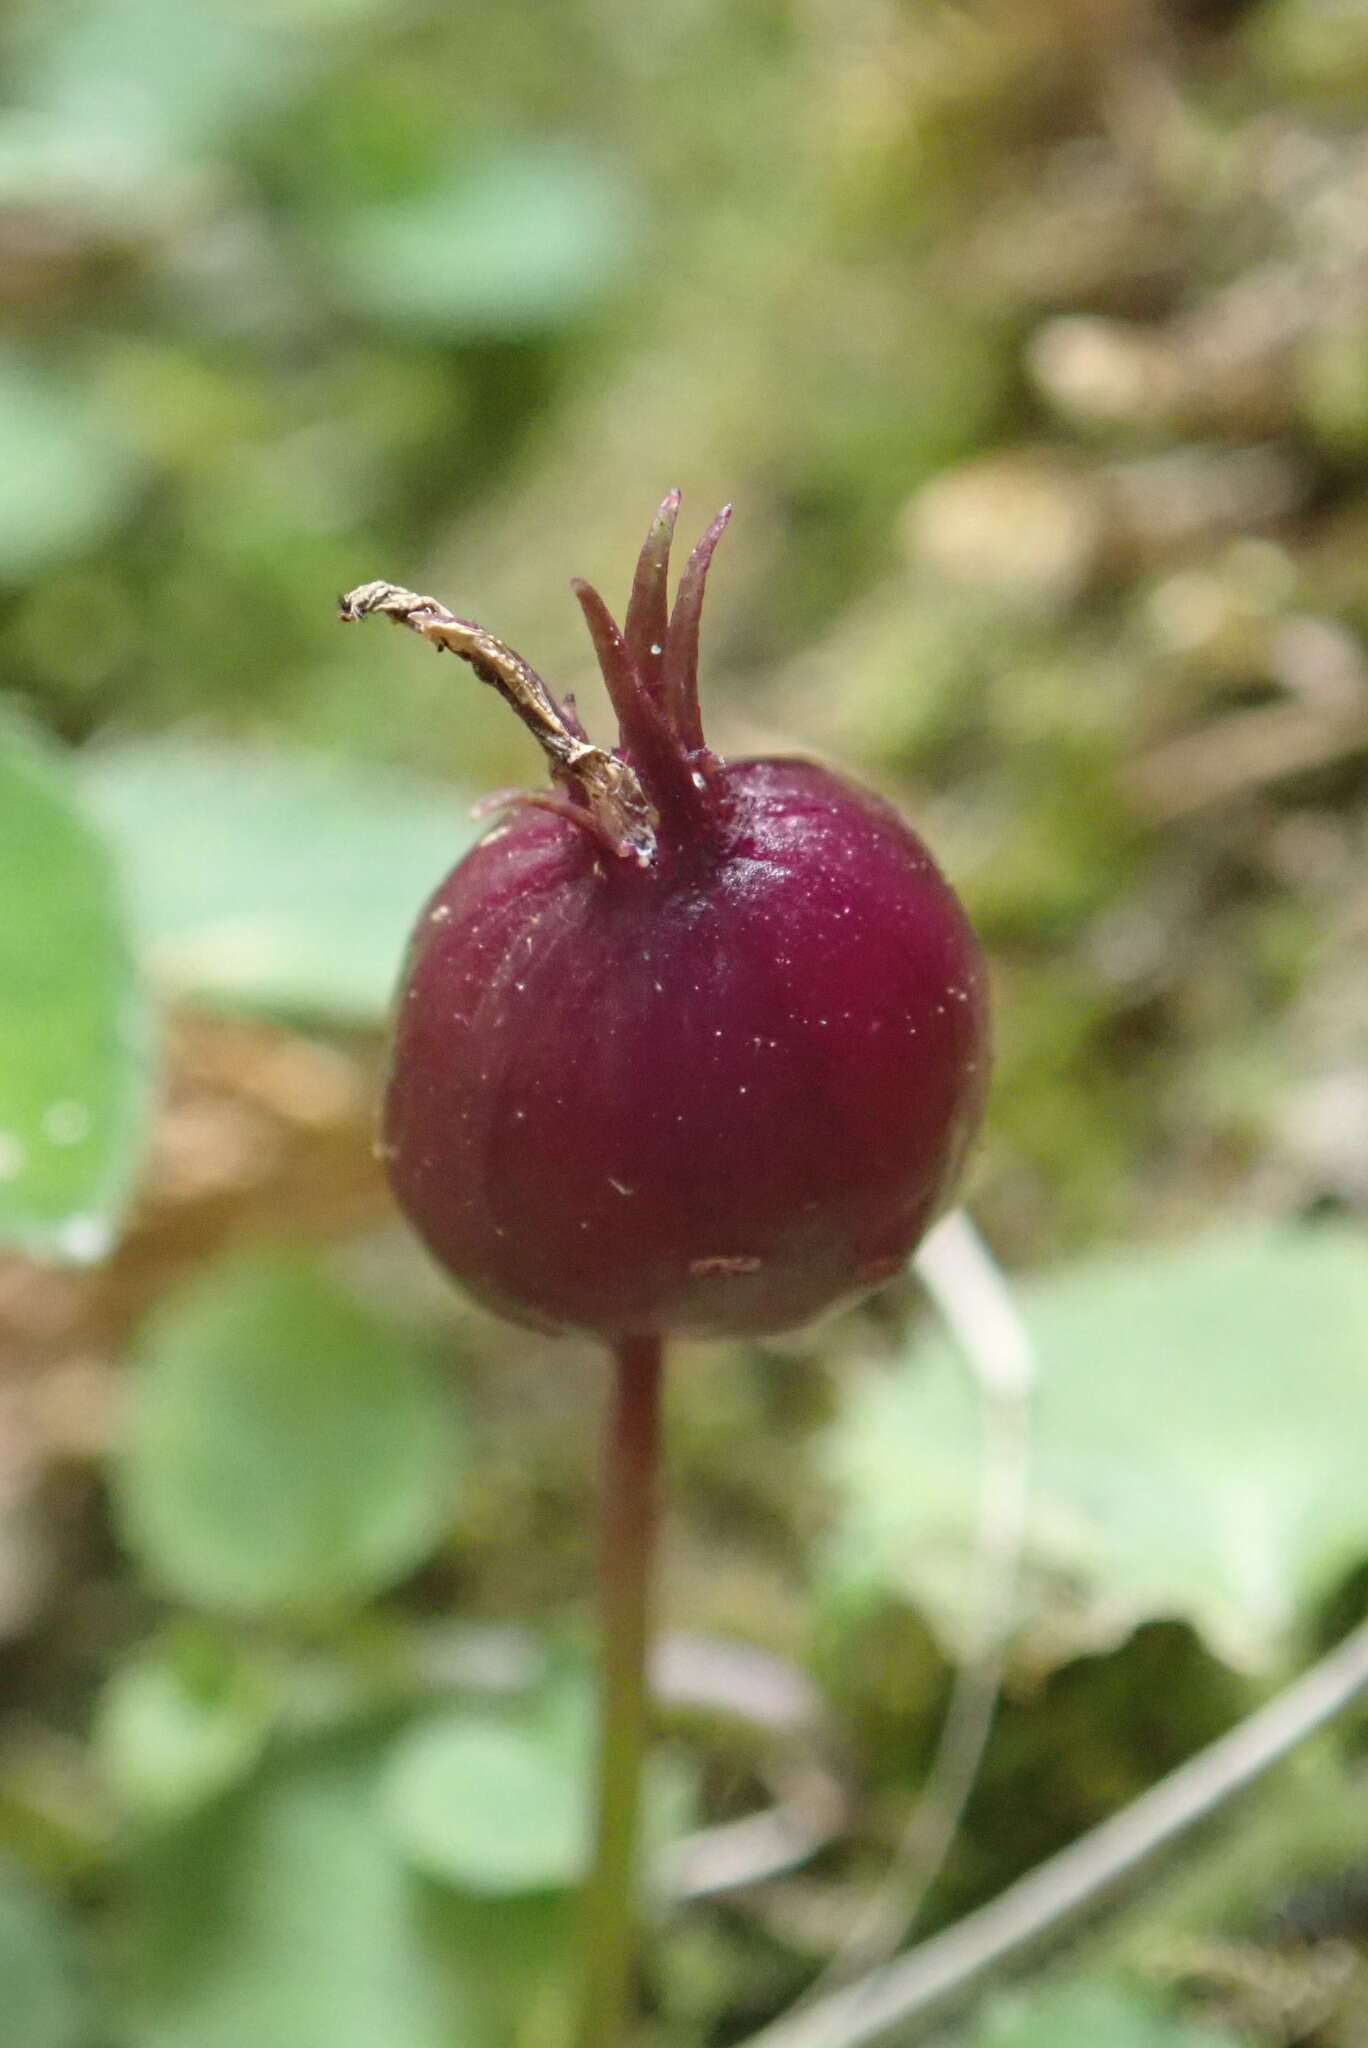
[323,145,639,336]
[95,1631,276,1824]
[823,1227,1368,1672]
[382,1678,693,1897]
[0,722,151,1263]
[116,1248,459,1617]
[382,1712,588,1897]
[78,740,482,1024]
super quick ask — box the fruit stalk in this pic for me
[578,1333,664,2048]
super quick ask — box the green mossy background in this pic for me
[4,0,1368,2042]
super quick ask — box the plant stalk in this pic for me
[577,1333,665,2048]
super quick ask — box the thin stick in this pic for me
[810,1213,1035,1990]
[738,1613,1368,2048]
[577,1335,665,2048]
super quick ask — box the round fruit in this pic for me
[341,496,989,1339]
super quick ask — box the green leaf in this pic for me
[420,1889,568,2045]
[382,1712,588,1897]
[16,0,320,165]
[95,1631,276,1824]
[823,1227,1368,1673]
[0,1858,88,2048]
[382,1679,694,1897]
[0,722,151,1263]
[322,144,639,337]
[0,351,143,586]
[972,1977,1248,2048]
[77,740,482,1024]
[117,1736,471,2048]
[115,1248,458,1617]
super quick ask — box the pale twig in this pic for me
[738,1613,1368,2048]
[805,1211,1035,1994]
[653,1635,846,1903]
[1126,697,1368,822]
[913,1211,1036,1410]
[338,579,654,857]
[663,1761,849,1903]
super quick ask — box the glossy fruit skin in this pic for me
[382,754,989,1340]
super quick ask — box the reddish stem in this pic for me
[576,1335,665,2048]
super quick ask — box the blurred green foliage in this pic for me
[77,742,483,1022]
[5,0,1368,2042]
[970,1978,1247,2048]
[116,1248,458,1615]
[0,720,150,1260]
[823,1227,1368,1675]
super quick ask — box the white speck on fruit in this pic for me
[0,1133,26,1180]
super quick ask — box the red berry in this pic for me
[342,497,989,1339]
